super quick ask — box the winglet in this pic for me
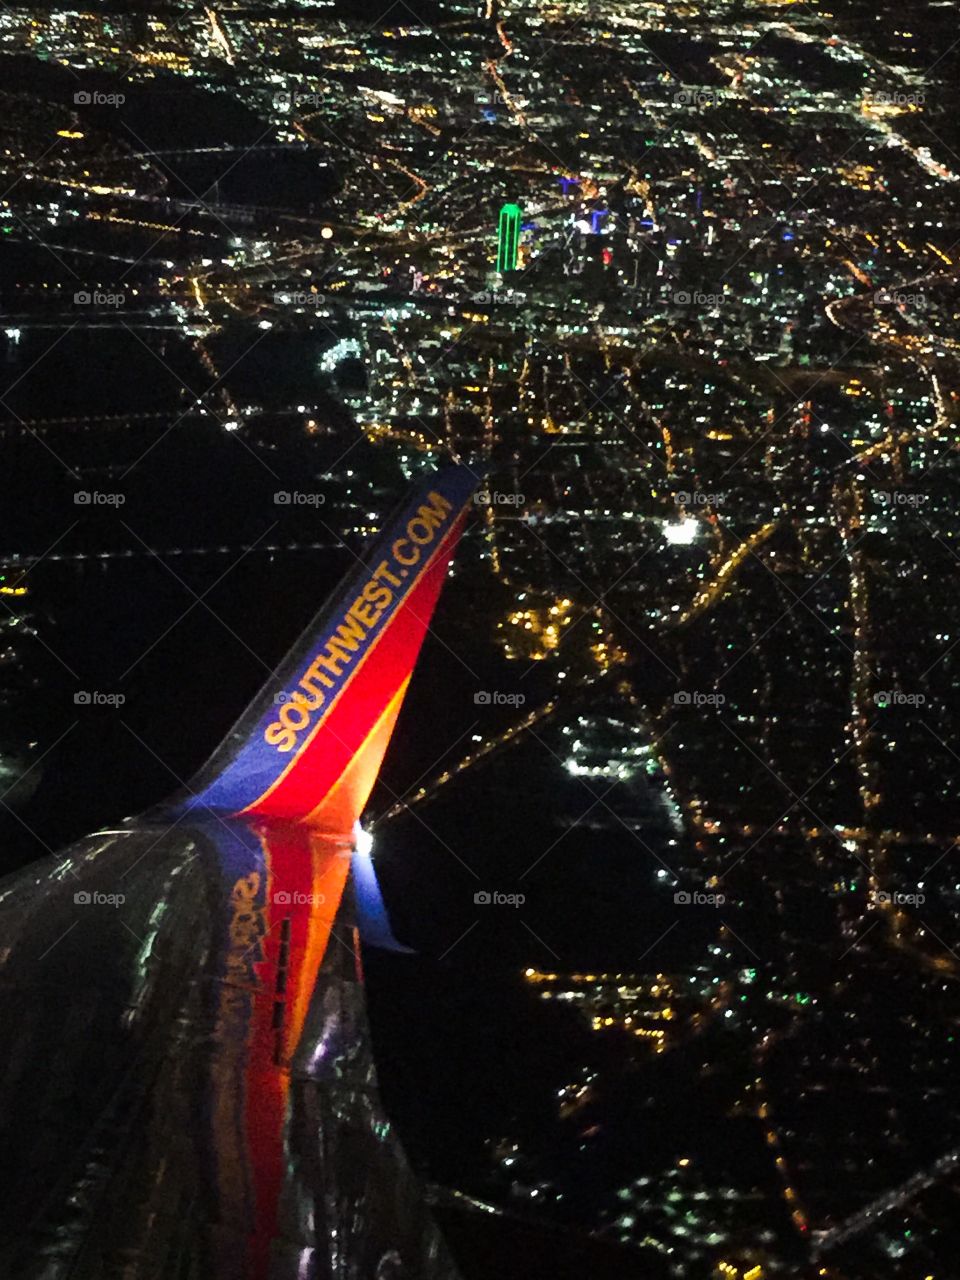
[180,466,477,831]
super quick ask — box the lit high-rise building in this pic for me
[497,202,522,274]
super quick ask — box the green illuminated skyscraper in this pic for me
[497,202,522,274]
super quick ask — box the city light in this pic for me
[662,517,700,545]
[0,2,958,1276]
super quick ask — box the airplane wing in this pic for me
[0,465,478,1278]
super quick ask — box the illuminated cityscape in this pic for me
[2,0,960,1276]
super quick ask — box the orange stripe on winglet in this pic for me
[302,677,411,834]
